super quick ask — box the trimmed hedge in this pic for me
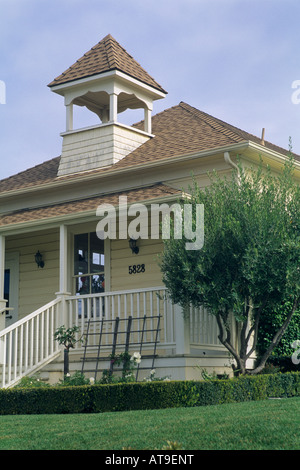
[0,372,299,415]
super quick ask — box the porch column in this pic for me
[0,235,7,330]
[56,225,71,326]
[174,304,190,355]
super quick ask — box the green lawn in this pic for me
[0,397,299,450]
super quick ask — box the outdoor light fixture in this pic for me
[129,238,139,254]
[35,251,44,268]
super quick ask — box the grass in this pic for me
[0,397,299,450]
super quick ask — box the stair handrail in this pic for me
[0,297,62,388]
[0,298,61,339]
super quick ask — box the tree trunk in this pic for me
[216,296,299,375]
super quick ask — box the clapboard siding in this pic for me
[5,224,164,319]
[59,124,149,176]
[6,229,59,318]
[111,238,163,291]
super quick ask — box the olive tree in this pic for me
[160,155,300,375]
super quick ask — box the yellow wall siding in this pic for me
[6,229,59,318]
[110,238,164,291]
[5,223,164,319]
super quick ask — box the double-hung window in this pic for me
[74,232,105,295]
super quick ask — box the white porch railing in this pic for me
[0,298,62,388]
[189,304,221,346]
[65,287,176,351]
[0,287,227,388]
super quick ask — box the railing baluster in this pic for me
[0,298,62,388]
[35,315,39,364]
[40,312,44,361]
[25,320,28,372]
[2,335,6,388]
[13,329,18,381]
[19,324,23,377]
[8,331,12,384]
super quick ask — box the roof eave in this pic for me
[48,69,167,98]
[0,141,249,200]
[1,139,298,201]
[0,192,182,235]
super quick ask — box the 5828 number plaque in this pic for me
[128,264,145,274]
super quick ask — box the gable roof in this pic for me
[48,34,166,94]
[0,102,297,195]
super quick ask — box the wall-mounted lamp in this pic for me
[129,238,139,255]
[35,250,44,268]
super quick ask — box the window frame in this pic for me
[72,230,110,295]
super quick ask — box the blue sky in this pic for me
[1,0,300,179]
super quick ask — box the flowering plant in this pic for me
[143,369,171,382]
[100,351,142,384]
[130,351,141,364]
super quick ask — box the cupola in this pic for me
[48,34,167,176]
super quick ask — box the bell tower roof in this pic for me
[48,34,167,94]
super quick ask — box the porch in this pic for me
[0,286,234,388]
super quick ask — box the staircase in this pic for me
[0,298,62,388]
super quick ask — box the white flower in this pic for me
[131,352,141,364]
[89,377,95,385]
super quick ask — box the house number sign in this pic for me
[128,264,145,274]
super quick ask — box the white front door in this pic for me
[4,253,19,327]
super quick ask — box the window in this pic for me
[74,232,105,295]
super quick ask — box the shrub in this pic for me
[0,372,299,415]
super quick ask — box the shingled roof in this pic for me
[120,101,296,168]
[0,102,296,194]
[0,184,181,227]
[48,34,166,93]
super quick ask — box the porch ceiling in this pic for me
[0,183,182,229]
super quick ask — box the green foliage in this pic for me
[257,296,300,362]
[0,372,299,415]
[57,371,90,387]
[99,351,141,384]
[14,375,50,389]
[160,153,300,373]
[53,325,83,350]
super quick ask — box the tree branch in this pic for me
[250,296,299,374]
